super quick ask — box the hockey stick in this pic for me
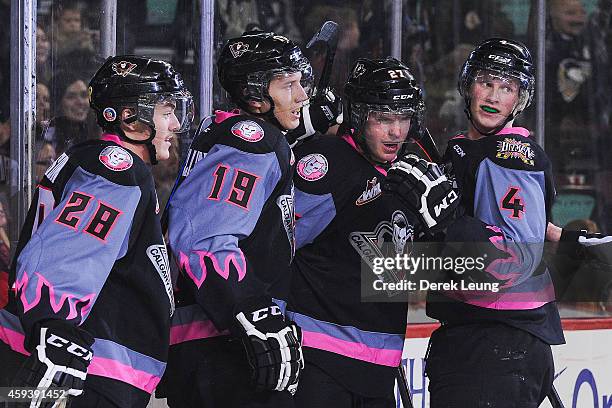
[412,126,443,164]
[547,384,565,408]
[306,21,339,98]
[396,364,415,408]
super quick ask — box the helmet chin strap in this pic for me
[245,95,287,130]
[115,122,159,165]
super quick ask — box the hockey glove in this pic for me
[235,302,304,394]
[384,154,460,232]
[13,320,94,408]
[287,88,343,147]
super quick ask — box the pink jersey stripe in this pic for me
[88,356,161,394]
[496,127,530,137]
[302,330,402,367]
[170,320,229,345]
[0,326,29,355]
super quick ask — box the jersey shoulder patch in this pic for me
[297,153,328,181]
[99,146,134,171]
[215,115,283,154]
[67,140,148,187]
[230,120,265,143]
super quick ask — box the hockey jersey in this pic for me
[0,137,173,405]
[166,111,295,344]
[427,127,565,345]
[286,133,424,397]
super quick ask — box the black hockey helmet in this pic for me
[343,57,425,158]
[458,38,535,135]
[217,31,313,117]
[89,55,194,162]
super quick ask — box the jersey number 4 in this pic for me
[208,164,259,210]
[501,187,525,219]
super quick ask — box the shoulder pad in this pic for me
[67,140,149,186]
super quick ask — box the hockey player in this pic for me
[159,31,310,407]
[285,57,433,407]
[0,55,193,407]
[385,39,565,406]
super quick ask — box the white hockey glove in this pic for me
[235,302,304,394]
[287,88,343,147]
[384,154,460,232]
[13,320,94,408]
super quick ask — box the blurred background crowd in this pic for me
[1,0,611,317]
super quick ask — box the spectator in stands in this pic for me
[217,0,302,42]
[36,23,52,85]
[544,0,611,190]
[45,71,98,155]
[51,0,98,77]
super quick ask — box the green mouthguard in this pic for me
[482,106,499,113]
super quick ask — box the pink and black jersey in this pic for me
[427,127,565,345]
[0,138,173,405]
[286,133,425,397]
[166,111,296,342]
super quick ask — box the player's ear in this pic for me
[246,98,271,114]
[120,108,139,131]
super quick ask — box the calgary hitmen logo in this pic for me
[355,177,382,206]
[350,211,413,295]
[496,137,535,166]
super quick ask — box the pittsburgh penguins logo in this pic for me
[112,61,137,77]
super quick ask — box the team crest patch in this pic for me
[229,41,249,58]
[350,210,414,296]
[112,61,137,77]
[231,121,265,142]
[496,138,535,166]
[297,153,328,181]
[99,146,133,171]
[356,177,382,206]
[103,107,117,122]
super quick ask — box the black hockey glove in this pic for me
[383,154,460,232]
[235,302,304,394]
[286,88,343,147]
[13,320,94,407]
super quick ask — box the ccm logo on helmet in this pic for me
[488,54,511,64]
[393,94,413,100]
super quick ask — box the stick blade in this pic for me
[307,20,339,48]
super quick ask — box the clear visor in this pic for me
[269,65,314,99]
[473,70,521,90]
[472,69,529,110]
[138,90,195,133]
[362,107,414,143]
